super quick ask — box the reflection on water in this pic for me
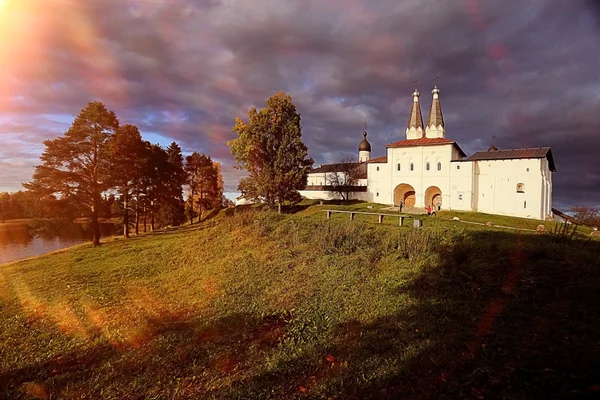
[0,222,120,265]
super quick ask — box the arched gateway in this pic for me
[394,184,416,207]
[425,186,442,209]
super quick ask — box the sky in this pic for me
[0,0,599,209]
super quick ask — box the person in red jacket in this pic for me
[427,205,432,216]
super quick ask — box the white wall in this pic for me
[299,190,371,201]
[474,158,545,219]
[449,161,475,211]
[367,144,457,208]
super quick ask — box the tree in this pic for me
[142,143,173,231]
[162,142,186,226]
[185,152,219,223]
[108,124,146,238]
[571,206,600,227]
[228,92,314,213]
[212,161,225,210]
[24,101,119,246]
[325,159,366,201]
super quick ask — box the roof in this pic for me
[426,87,444,128]
[309,162,367,179]
[407,91,424,130]
[466,147,556,171]
[385,137,467,157]
[367,156,388,163]
[552,208,576,223]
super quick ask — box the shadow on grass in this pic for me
[2,229,599,399]
[219,231,600,399]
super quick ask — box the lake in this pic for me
[0,221,120,265]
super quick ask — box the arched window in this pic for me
[397,163,401,171]
[376,166,379,171]
[426,162,430,171]
[410,163,414,171]
[517,183,524,193]
[457,165,461,170]
[437,162,442,171]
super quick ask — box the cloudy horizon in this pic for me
[1,0,599,210]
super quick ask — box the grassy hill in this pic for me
[1,202,599,399]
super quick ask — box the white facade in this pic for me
[302,85,556,220]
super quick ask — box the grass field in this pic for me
[1,202,599,399]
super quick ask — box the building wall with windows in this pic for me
[473,158,546,219]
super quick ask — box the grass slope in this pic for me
[1,203,599,399]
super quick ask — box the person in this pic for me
[431,206,437,217]
[399,199,404,212]
[427,205,431,216]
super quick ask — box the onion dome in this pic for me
[359,131,371,152]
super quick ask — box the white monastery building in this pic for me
[300,85,556,220]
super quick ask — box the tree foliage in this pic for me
[184,152,221,223]
[108,124,146,237]
[228,92,313,212]
[24,101,119,246]
[570,206,600,227]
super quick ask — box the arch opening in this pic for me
[425,186,442,209]
[394,184,416,207]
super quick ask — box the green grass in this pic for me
[1,202,599,399]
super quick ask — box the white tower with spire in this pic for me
[406,85,425,140]
[425,83,445,138]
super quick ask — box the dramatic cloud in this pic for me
[1,0,599,209]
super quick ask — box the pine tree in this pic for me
[185,152,219,223]
[108,124,146,238]
[24,101,119,246]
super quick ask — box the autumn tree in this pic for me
[185,152,220,223]
[108,124,146,237]
[571,206,600,227]
[24,101,119,246]
[228,92,313,213]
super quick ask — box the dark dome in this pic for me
[488,145,498,152]
[359,131,371,152]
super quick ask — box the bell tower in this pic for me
[406,81,425,140]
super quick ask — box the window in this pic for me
[437,162,442,171]
[410,163,414,171]
[376,166,379,171]
[457,165,460,170]
[458,194,463,200]
[397,163,401,171]
[524,200,527,208]
[376,192,379,197]
[526,168,530,172]
[426,162,430,171]
[516,183,524,193]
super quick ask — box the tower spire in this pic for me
[406,80,424,140]
[425,77,445,138]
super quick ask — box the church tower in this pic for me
[358,126,371,162]
[425,84,445,138]
[406,87,425,140]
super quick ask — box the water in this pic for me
[0,221,120,265]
